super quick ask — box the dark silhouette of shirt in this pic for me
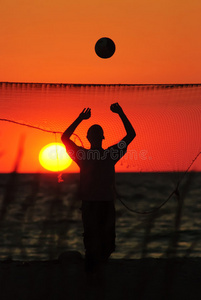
[64,141,127,201]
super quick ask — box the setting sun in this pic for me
[39,143,72,172]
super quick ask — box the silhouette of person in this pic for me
[61,103,136,273]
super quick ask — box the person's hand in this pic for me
[110,103,123,114]
[79,108,91,120]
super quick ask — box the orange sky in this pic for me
[0,1,201,173]
[0,83,201,173]
[0,0,201,84]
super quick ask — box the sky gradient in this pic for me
[1,0,201,84]
[0,1,201,173]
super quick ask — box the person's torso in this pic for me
[79,148,115,201]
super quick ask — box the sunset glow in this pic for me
[0,1,201,173]
[39,143,72,172]
[0,83,201,173]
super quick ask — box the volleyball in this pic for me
[95,37,116,59]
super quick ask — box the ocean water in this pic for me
[0,172,200,261]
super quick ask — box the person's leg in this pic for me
[100,201,116,261]
[81,201,102,272]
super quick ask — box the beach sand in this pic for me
[0,252,200,300]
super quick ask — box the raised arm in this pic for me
[61,108,91,144]
[110,103,136,145]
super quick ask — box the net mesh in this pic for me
[0,82,201,174]
[0,82,201,259]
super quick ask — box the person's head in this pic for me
[87,124,105,146]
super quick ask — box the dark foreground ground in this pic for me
[0,252,200,300]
